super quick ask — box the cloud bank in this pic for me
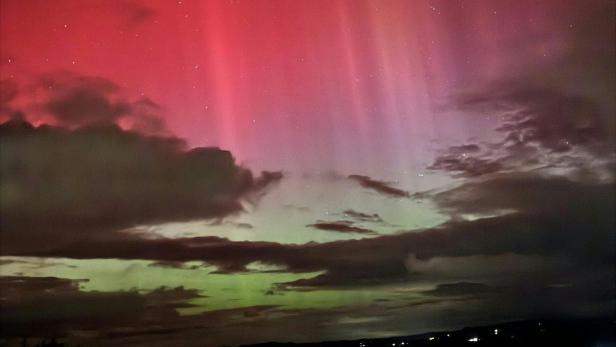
[0,118,282,254]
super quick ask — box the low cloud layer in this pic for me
[342,209,386,224]
[10,171,612,298]
[307,221,377,235]
[348,175,410,198]
[0,118,282,254]
[1,116,613,337]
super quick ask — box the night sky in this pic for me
[0,0,614,346]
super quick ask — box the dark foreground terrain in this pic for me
[240,317,616,347]
[3,317,614,347]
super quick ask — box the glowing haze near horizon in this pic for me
[1,0,614,346]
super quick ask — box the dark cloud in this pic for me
[404,253,570,281]
[447,144,481,154]
[428,0,615,178]
[0,278,292,346]
[117,0,158,27]
[34,72,170,135]
[282,204,311,212]
[415,276,614,326]
[307,221,377,235]
[428,155,503,178]
[147,261,203,270]
[143,286,204,309]
[123,96,168,134]
[204,219,255,230]
[422,282,496,297]
[45,78,129,124]
[429,82,615,177]
[1,165,614,344]
[429,81,615,178]
[131,113,167,135]
[348,174,410,198]
[1,275,313,346]
[236,223,254,229]
[0,257,77,270]
[432,173,611,217]
[0,275,207,339]
[455,83,611,153]
[0,119,282,254]
[0,276,88,297]
[0,276,146,338]
[12,171,611,300]
[342,209,385,224]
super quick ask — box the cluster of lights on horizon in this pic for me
[356,322,551,346]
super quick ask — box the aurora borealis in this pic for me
[1,0,615,346]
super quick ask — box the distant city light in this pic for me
[467,337,480,343]
[428,336,435,341]
[494,328,499,335]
